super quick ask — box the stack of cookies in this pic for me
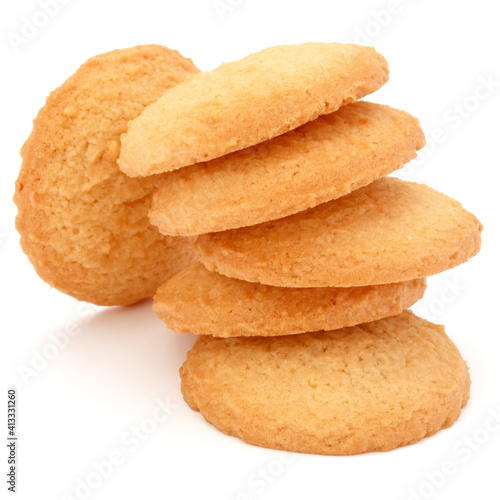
[15,43,483,456]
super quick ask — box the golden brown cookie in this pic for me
[118,42,389,176]
[153,262,426,337]
[14,45,200,306]
[180,311,470,455]
[197,177,482,287]
[149,102,424,235]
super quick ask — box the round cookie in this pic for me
[149,102,424,235]
[180,311,470,455]
[197,177,483,287]
[14,45,200,306]
[153,262,427,337]
[118,42,389,176]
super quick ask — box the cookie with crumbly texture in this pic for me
[118,42,389,176]
[181,311,470,455]
[197,177,482,288]
[149,102,424,235]
[154,263,426,337]
[14,45,200,306]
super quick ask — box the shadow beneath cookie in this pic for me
[54,299,197,410]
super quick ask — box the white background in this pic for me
[1,1,499,499]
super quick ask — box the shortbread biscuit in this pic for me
[153,263,426,337]
[180,311,470,455]
[197,177,482,287]
[118,43,389,176]
[149,102,424,235]
[14,45,199,306]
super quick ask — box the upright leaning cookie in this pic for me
[149,102,424,235]
[197,177,483,287]
[153,263,426,337]
[14,45,199,306]
[118,42,389,176]
[181,311,470,455]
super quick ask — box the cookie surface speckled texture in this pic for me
[149,102,424,235]
[14,45,200,306]
[196,177,483,288]
[153,263,427,337]
[180,311,470,455]
[118,42,389,176]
